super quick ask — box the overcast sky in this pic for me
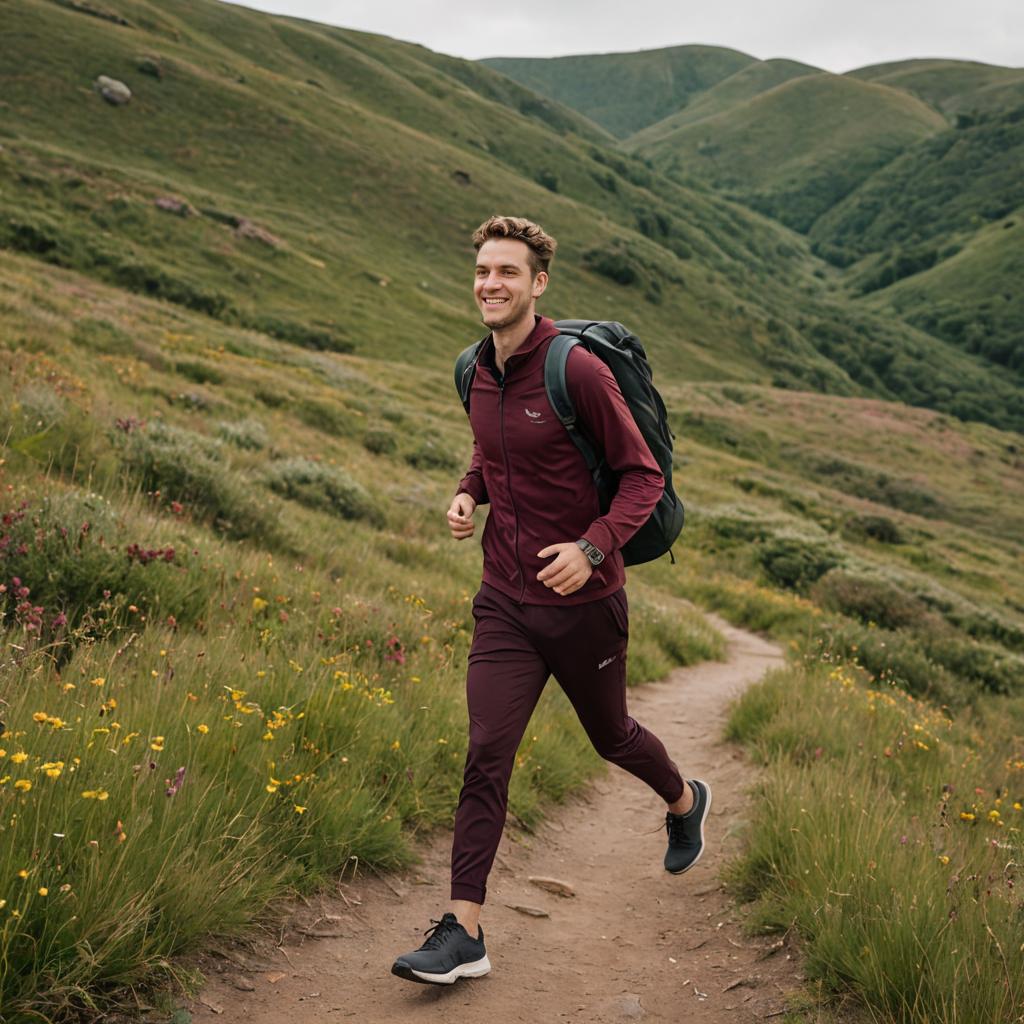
[222,0,1022,71]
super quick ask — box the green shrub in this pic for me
[811,570,934,631]
[845,512,906,545]
[363,428,398,455]
[404,440,458,471]
[758,534,841,591]
[295,396,362,438]
[263,457,380,524]
[216,417,269,451]
[115,420,283,544]
[70,318,135,356]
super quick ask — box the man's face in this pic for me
[474,238,548,331]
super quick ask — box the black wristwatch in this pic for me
[576,538,605,566]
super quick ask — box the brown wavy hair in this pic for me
[472,216,557,277]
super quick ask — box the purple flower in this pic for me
[165,766,186,797]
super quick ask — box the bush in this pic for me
[295,397,362,438]
[263,457,380,524]
[811,570,934,631]
[115,420,282,544]
[404,440,457,471]
[216,417,269,451]
[758,535,841,591]
[845,512,906,545]
[363,428,398,455]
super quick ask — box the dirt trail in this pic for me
[189,613,800,1023]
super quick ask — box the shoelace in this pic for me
[420,915,460,950]
[666,811,697,847]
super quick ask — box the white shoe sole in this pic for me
[393,953,491,985]
[667,778,711,875]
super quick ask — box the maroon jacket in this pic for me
[456,315,664,605]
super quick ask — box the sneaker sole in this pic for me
[391,953,491,985]
[666,778,712,875]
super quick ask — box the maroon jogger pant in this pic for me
[450,582,686,904]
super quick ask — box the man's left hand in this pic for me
[537,542,593,596]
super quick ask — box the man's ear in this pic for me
[532,270,549,299]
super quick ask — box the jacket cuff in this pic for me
[456,477,488,506]
[581,522,614,558]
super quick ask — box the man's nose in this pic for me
[481,272,502,290]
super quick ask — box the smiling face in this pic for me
[474,238,548,333]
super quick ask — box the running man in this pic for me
[391,216,710,986]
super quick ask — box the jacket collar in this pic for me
[479,315,559,375]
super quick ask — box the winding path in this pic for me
[189,614,802,1022]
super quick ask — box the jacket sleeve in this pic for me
[565,347,663,557]
[455,439,489,506]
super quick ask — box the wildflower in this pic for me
[938,855,950,865]
[59,884,71,893]
[262,731,274,741]
[32,712,47,723]
[294,805,307,814]
[10,752,27,764]
[197,724,209,735]
[38,887,48,897]
[150,736,165,752]
[39,761,64,779]
[90,677,105,687]
[989,810,1001,821]
[114,820,127,843]
[390,740,401,751]
[17,870,28,879]
[266,783,278,794]
[14,780,31,792]
[252,597,268,612]
[165,766,186,797]
[81,790,109,800]
[960,812,976,821]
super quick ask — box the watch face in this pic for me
[588,549,604,565]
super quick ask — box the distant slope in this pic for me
[481,45,755,138]
[633,73,948,231]
[628,58,820,145]
[1,1,1022,432]
[848,58,1024,118]
[862,213,1024,374]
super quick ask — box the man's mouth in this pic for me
[483,297,508,305]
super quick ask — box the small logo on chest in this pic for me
[524,407,547,424]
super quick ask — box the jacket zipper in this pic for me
[497,375,526,604]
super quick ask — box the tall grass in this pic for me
[725,657,1024,1023]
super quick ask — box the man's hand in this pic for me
[447,492,477,540]
[537,542,593,596]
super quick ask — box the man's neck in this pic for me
[492,314,538,374]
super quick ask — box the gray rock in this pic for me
[94,76,131,105]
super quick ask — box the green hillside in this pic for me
[482,44,755,138]
[633,73,948,231]
[627,57,820,144]
[848,58,1024,118]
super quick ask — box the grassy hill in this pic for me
[632,73,948,231]
[627,57,820,143]
[481,44,755,138]
[848,58,1024,118]
[2,5,1024,1020]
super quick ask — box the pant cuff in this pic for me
[451,882,486,905]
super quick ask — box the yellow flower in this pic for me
[39,761,64,779]
[390,740,401,751]
[1014,802,1022,811]
[294,805,307,814]
[38,887,48,897]
[150,737,165,752]
[262,732,274,741]
[90,677,105,687]
[938,855,950,865]
[32,712,48,723]
[988,810,1001,820]
[81,789,109,801]
[14,780,31,792]
[960,812,975,821]
[266,783,278,793]
[17,869,28,879]
[197,724,209,735]
[10,752,27,764]
[252,597,268,612]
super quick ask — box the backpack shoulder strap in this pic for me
[544,334,600,474]
[454,338,485,414]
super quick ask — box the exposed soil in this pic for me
[188,613,810,1023]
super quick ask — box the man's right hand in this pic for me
[447,492,477,540]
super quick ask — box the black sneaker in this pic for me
[391,912,491,985]
[664,778,711,874]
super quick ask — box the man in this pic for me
[391,216,710,987]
